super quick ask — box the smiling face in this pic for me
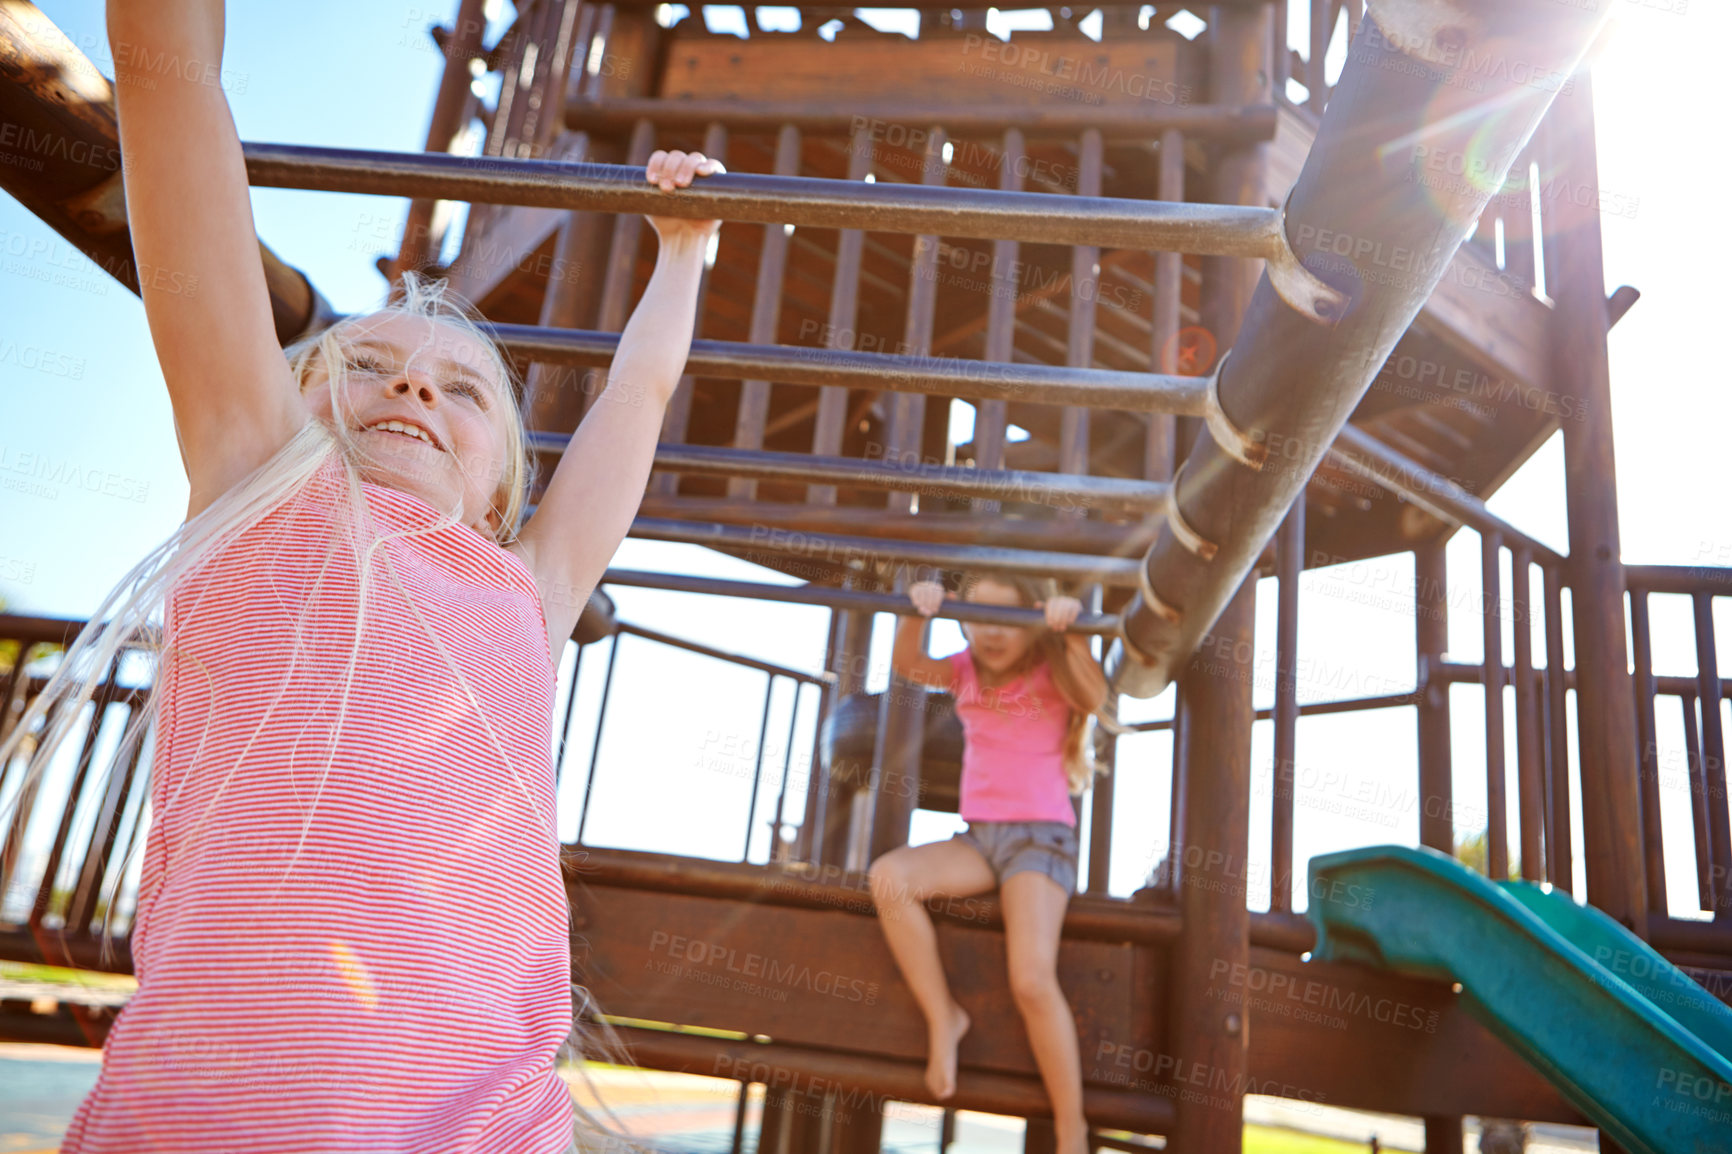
[961,576,1039,678]
[299,312,514,536]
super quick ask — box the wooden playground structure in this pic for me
[3,0,1731,1151]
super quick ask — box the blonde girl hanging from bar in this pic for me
[872,572,1112,1154]
[0,2,725,1150]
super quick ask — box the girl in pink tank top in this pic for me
[0,7,727,1148]
[870,573,1111,1154]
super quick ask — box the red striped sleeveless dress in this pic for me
[62,453,578,1152]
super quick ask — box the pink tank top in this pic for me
[62,454,576,1153]
[947,649,1076,826]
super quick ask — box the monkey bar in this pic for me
[241,143,1346,322]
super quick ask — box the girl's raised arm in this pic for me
[509,151,721,652]
[892,581,957,691]
[108,1,306,518]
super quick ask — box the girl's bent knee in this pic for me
[868,857,908,899]
[1008,968,1063,1007]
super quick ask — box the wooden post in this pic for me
[1546,76,1646,929]
[1168,578,1255,1154]
[1165,12,1269,1149]
[1415,543,1453,856]
[1270,498,1302,911]
[1414,543,1462,1154]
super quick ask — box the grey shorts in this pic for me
[953,820,1079,895]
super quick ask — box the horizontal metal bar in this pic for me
[613,621,828,683]
[1433,659,1730,703]
[1327,426,1563,565]
[1625,565,1732,597]
[528,436,1170,512]
[242,142,1279,257]
[488,322,1206,413]
[601,569,1121,634]
[627,518,1143,586]
[1122,689,1421,733]
[565,98,1280,144]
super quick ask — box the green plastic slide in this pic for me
[1307,845,1732,1154]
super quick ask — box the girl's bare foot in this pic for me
[924,1000,971,1100]
[1055,1115,1092,1154]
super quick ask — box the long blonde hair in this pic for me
[956,572,1113,795]
[0,274,643,1146]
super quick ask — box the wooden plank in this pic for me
[1241,947,1584,1124]
[567,878,1587,1127]
[572,883,1142,1080]
[660,35,1182,109]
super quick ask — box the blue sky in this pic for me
[2,2,1727,912]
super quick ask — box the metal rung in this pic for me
[242,143,1343,321]
[626,518,1143,586]
[526,437,1169,513]
[486,323,1207,413]
[601,569,1121,634]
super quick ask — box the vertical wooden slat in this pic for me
[1510,549,1545,882]
[485,7,535,157]
[1681,695,1714,911]
[1064,133,1105,877]
[971,127,1025,515]
[65,708,148,936]
[883,125,947,515]
[1307,0,1330,113]
[1630,589,1667,914]
[1087,683,1116,894]
[517,0,588,156]
[1416,544,1454,856]
[576,633,622,845]
[595,117,658,333]
[770,683,804,859]
[1542,565,1573,894]
[30,665,124,943]
[1146,127,1184,484]
[1481,531,1508,880]
[807,123,875,506]
[1270,498,1302,912]
[869,126,947,861]
[1501,145,1537,287]
[1692,593,1731,916]
[653,119,730,497]
[1058,129,1103,487]
[1273,0,1290,92]
[741,677,774,862]
[1083,582,1112,894]
[396,0,490,277]
[729,123,804,500]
